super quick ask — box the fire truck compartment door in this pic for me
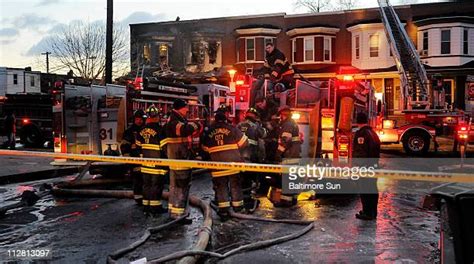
[98,109,119,155]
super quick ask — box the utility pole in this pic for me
[41,52,51,73]
[105,0,113,84]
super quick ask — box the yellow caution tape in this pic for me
[0,150,473,183]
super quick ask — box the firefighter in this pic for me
[250,42,294,106]
[268,105,301,207]
[136,105,167,216]
[255,96,279,163]
[353,112,381,221]
[237,108,267,211]
[120,109,147,204]
[202,111,248,219]
[164,99,202,220]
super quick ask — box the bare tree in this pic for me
[294,0,332,12]
[294,0,359,12]
[47,21,128,81]
[333,0,359,10]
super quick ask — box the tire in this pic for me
[20,125,44,148]
[402,130,431,156]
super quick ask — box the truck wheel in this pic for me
[20,125,44,148]
[402,130,430,156]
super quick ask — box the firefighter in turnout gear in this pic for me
[164,99,202,220]
[136,105,167,216]
[120,109,147,204]
[237,108,267,212]
[268,106,301,207]
[202,111,248,219]
[353,112,381,221]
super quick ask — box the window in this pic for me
[324,38,330,61]
[464,29,469,55]
[441,29,450,55]
[30,76,35,86]
[355,35,360,59]
[422,31,429,52]
[246,38,255,61]
[369,34,379,57]
[304,38,313,61]
[143,44,151,63]
[13,74,18,85]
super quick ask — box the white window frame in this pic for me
[323,36,332,62]
[245,38,256,61]
[440,29,451,55]
[369,34,379,58]
[355,35,360,60]
[304,37,314,62]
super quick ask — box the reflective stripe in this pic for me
[282,159,300,165]
[142,144,161,151]
[207,144,238,153]
[161,137,187,147]
[141,167,168,175]
[281,132,292,139]
[142,199,150,206]
[169,206,185,214]
[149,200,162,206]
[135,141,142,146]
[170,166,191,171]
[281,69,294,76]
[237,135,248,147]
[231,200,244,207]
[134,195,143,199]
[277,145,286,152]
[132,167,141,172]
[247,139,258,145]
[292,136,300,142]
[218,201,230,208]
[176,123,183,137]
[190,122,199,130]
[280,195,294,202]
[211,170,240,177]
[201,145,209,152]
[274,59,286,65]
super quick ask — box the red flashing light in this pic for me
[342,75,354,82]
[133,77,143,90]
[236,80,245,86]
[23,119,30,124]
[459,126,468,131]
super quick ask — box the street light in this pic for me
[228,69,237,92]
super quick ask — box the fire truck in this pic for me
[375,0,472,155]
[51,77,230,156]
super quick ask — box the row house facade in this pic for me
[130,1,474,114]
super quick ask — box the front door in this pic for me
[384,78,394,115]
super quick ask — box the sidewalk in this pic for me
[0,155,80,185]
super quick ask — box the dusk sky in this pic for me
[0,0,442,73]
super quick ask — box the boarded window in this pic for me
[304,38,314,61]
[30,76,35,86]
[315,37,323,61]
[441,29,450,55]
[294,38,304,63]
[369,34,379,57]
[355,35,360,59]
[464,29,469,55]
[246,38,255,61]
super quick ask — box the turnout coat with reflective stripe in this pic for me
[263,48,294,80]
[237,118,266,162]
[277,118,301,159]
[120,124,142,157]
[202,121,248,164]
[136,122,165,160]
[164,110,201,162]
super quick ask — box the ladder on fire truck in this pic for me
[378,0,430,110]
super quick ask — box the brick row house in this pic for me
[129,1,474,114]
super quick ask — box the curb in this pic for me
[0,167,81,185]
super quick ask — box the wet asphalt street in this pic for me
[0,147,464,263]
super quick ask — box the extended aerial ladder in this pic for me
[378,0,430,110]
